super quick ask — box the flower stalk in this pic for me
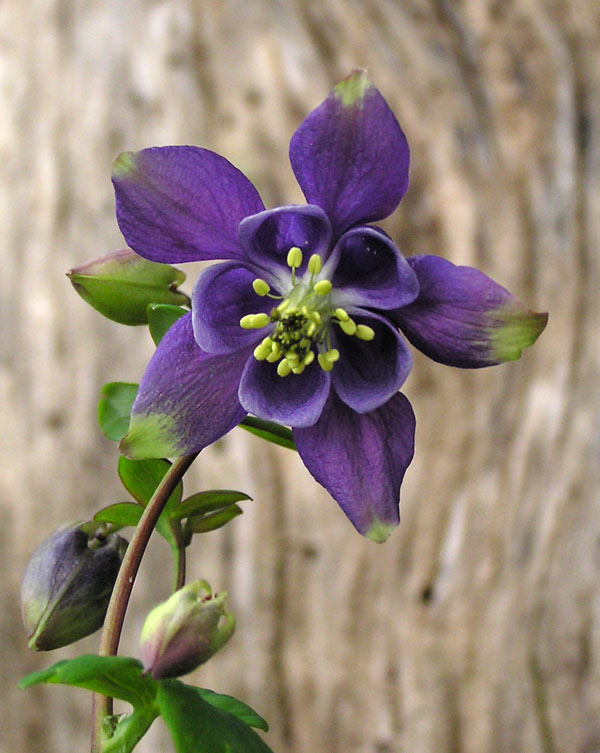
[90,453,198,753]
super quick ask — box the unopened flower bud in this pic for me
[67,248,189,325]
[21,522,127,651]
[139,580,235,680]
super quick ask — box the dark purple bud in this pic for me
[21,522,127,651]
[139,580,235,680]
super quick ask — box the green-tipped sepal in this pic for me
[67,248,188,325]
[139,580,235,680]
[21,522,127,651]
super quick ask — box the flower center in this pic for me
[239,247,375,377]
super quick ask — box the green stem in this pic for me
[90,453,198,753]
[174,541,186,591]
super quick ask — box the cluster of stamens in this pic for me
[239,247,375,377]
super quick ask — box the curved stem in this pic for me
[90,453,199,753]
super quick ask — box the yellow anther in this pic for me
[286,246,303,268]
[303,351,315,366]
[317,353,334,372]
[339,318,357,336]
[292,364,306,375]
[307,254,323,275]
[311,311,322,325]
[335,307,350,322]
[277,299,290,313]
[253,342,271,361]
[240,313,270,329]
[252,278,270,296]
[307,322,317,337]
[285,352,300,366]
[355,324,375,341]
[325,348,340,363]
[270,341,281,357]
[251,313,270,328]
[239,314,255,329]
[313,279,332,296]
[277,359,292,377]
[266,351,280,363]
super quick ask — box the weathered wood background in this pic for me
[2,1,599,752]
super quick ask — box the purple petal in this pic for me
[120,313,249,458]
[289,69,410,236]
[192,262,274,354]
[294,392,415,542]
[330,226,419,309]
[330,311,412,413]
[238,205,332,287]
[112,146,265,264]
[238,358,331,428]
[392,256,549,368]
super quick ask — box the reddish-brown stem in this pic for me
[90,453,198,753]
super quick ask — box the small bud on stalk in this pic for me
[21,522,127,651]
[67,248,189,325]
[140,580,235,680]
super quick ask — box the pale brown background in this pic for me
[2,1,599,752]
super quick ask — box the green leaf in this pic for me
[170,491,252,521]
[19,655,154,706]
[19,655,159,753]
[239,417,296,451]
[94,503,144,530]
[186,506,243,534]
[196,688,269,732]
[98,383,139,441]
[118,456,182,511]
[147,304,188,345]
[157,680,275,753]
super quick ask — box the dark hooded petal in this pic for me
[120,313,249,458]
[392,255,548,368]
[294,391,415,542]
[330,311,412,413]
[238,205,332,287]
[289,69,410,237]
[238,358,331,428]
[329,226,419,310]
[112,146,265,264]
[192,262,275,354]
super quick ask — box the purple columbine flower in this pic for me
[112,70,547,542]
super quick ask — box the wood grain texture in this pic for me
[2,1,599,752]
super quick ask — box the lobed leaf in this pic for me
[157,680,275,753]
[98,383,139,441]
[147,303,188,346]
[170,491,252,521]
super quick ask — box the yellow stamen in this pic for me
[335,307,349,322]
[317,353,334,372]
[277,360,292,377]
[303,351,315,366]
[286,246,303,269]
[314,279,332,296]
[252,278,270,296]
[307,254,323,275]
[292,364,306,375]
[325,348,340,363]
[355,324,375,341]
[339,318,357,336]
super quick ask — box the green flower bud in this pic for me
[21,522,127,651]
[140,580,235,680]
[67,249,189,325]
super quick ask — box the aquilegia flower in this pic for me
[113,69,547,542]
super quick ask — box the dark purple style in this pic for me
[112,70,547,541]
